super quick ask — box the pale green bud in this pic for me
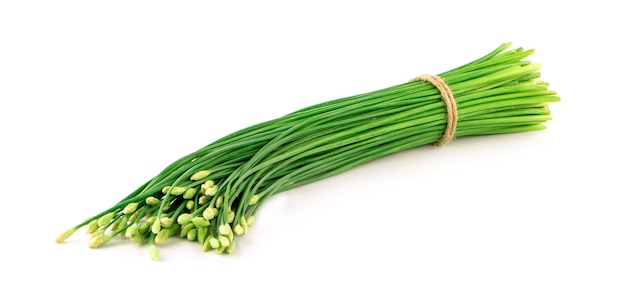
[218,235,230,247]
[187,228,197,241]
[86,220,99,234]
[88,234,112,248]
[110,218,121,232]
[218,224,231,236]
[190,170,211,181]
[123,202,139,214]
[161,186,171,194]
[154,230,169,245]
[170,186,187,196]
[202,207,215,220]
[55,228,76,243]
[202,237,213,252]
[146,197,160,206]
[162,201,171,212]
[227,211,235,223]
[208,237,220,249]
[192,217,210,228]
[91,227,105,238]
[168,224,180,237]
[233,224,244,236]
[198,196,208,205]
[177,213,193,225]
[132,235,146,244]
[246,216,255,227]
[215,196,224,208]
[180,223,194,237]
[226,241,236,254]
[197,227,208,244]
[146,216,157,225]
[183,187,198,200]
[160,217,173,228]
[206,186,218,196]
[202,180,215,189]
[125,223,138,238]
[111,215,128,232]
[240,216,248,234]
[128,209,142,222]
[185,200,195,211]
[149,244,159,261]
[97,212,116,226]
[138,222,150,235]
[248,194,260,205]
[151,219,161,234]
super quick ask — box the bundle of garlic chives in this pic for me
[57,43,559,260]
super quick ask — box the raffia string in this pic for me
[409,74,457,146]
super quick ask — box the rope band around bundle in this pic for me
[409,74,457,146]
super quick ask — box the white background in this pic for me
[1,1,624,293]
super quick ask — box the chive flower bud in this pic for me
[202,207,215,220]
[202,238,212,252]
[118,216,128,229]
[151,219,161,234]
[205,186,218,196]
[197,227,208,244]
[128,209,142,222]
[111,216,127,232]
[183,187,197,200]
[123,202,138,215]
[198,196,208,205]
[125,223,138,238]
[233,224,244,236]
[248,195,260,205]
[97,212,116,226]
[190,170,211,181]
[218,235,230,247]
[132,235,146,244]
[149,244,159,260]
[146,197,160,205]
[185,200,194,211]
[218,224,231,236]
[110,218,121,232]
[155,230,169,245]
[138,222,150,235]
[246,216,255,227]
[203,180,215,189]
[160,217,173,228]
[226,241,236,254]
[177,213,193,225]
[86,220,99,234]
[227,211,235,223]
[187,228,197,241]
[88,234,112,248]
[215,196,224,208]
[170,186,187,196]
[55,228,77,243]
[208,237,220,249]
[180,223,194,237]
[168,224,180,237]
[192,216,210,228]
[240,216,248,234]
